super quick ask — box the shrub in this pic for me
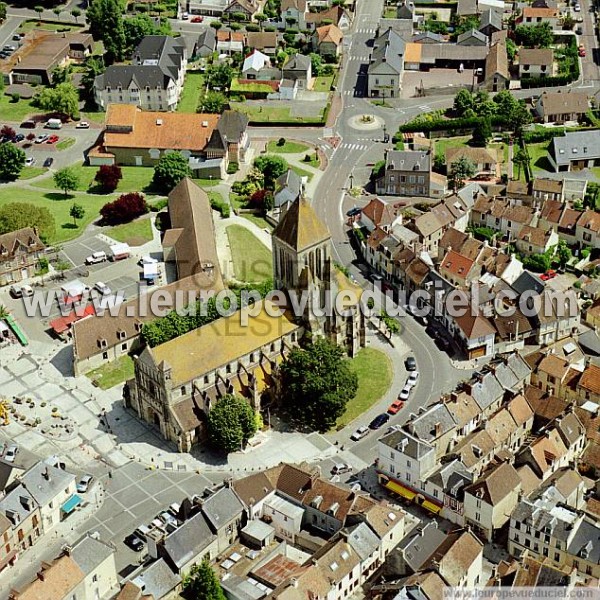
[227,161,239,174]
[277,137,286,146]
[94,164,122,192]
[100,192,148,225]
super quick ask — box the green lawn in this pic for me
[230,102,326,124]
[56,137,76,151]
[18,20,84,33]
[85,355,135,390]
[291,164,315,182]
[267,139,310,154]
[527,142,552,173]
[81,110,106,124]
[0,94,38,122]
[192,177,219,187]
[337,348,393,428]
[432,135,471,157]
[231,79,276,93]
[0,186,108,243]
[313,76,334,92]
[226,224,272,283]
[19,167,47,180]
[31,164,156,194]
[383,6,397,18]
[242,213,273,231]
[107,218,153,246]
[178,72,205,113]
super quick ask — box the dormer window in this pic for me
[98,338,108,348]
[117,330,126,340]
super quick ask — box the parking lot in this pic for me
[83,462,216,572]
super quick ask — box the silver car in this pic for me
[4,445,18,463]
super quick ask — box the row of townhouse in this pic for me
[377,353,590,547]
[115,463,408,600]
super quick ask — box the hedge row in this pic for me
[398,115,509,134]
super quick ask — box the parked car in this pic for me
[158,511,178,528]
[331,463,352,475]
[576,25,583,34]
[46,135,59,144]
[436,337,451,352]
[369,413,390,430]
[407,372,419,387]
[387,399,404,414]
[25,157,35,166]
[398,385,412,401]
[540,269,557,281]
[181,11,189,18]
[124,533,145,552]
[4,445,18,463]
[43,157,54,168]
[134,525,151,541]
[35,134,48,144]
[574,3,581,10]
[76,474,93,493]
[21,120,36,129]
[85,251,107,265]
[93,281,111,296]
[405,356,417,371]
[350,426,369,441]
[13,134,24,143]
[191,15,203,21]
[75,121,90,129]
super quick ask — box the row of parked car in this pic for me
[124,503,182,552]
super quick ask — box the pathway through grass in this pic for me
[226,224,272,283]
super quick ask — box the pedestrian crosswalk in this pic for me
[349,55,370,62]
[340,142,369,151]
[356,27,376,34]
[343,90,364,96]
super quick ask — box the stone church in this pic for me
[126,196,366,451]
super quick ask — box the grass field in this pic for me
[0,186,108,243]
[527,142,552,173]
[313,76,334,92]
[337,348,393,428]
[192,177,219,187]
[0,95,38,122]
[178,72,205,113]
[56,137,76,151]
[85,355,134,390]
[107,218,153,246]
[291,164,315,182]
[18,20,84,33]
[230,102,326,124]
[32,164,156,194]
[431,135,471,157]
[267,140,310,154]
[242,213,273,231]
[226,225,272,283]
[19,167,47,180]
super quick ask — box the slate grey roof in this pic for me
[70,534,115,575]
[274,168,303,207]
[20,462,75,509]
[133,558,181,598]
[0,484,38,523]
[386,150,430,172]
[427,460,473,498]
[456,29,488,45]
[369,27,405,76]
[218,110,249,143]
[408,404,456,442]
[380,429,435,460]
[551,130,600,167]
[567,519,600,564]
[579,328,600,356]
[202,487,244,531]
[95,35,185,92]
[242,519,274,541]
[480,8,503,32]
[511,271,545,296]
[401,522,448,572]
[493,361,521,391]
[469,372,504,411]
[284,53,311,71]
[511,498,577,542]
[163,512,216,570]
[197,28,217,51]
[345,522,380,561]
[506,352,532,382]
[412,31,443,43]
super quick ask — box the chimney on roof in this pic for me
[43,467,50,481]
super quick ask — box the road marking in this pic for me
[418,104,431,111]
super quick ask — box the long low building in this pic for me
[548,129,600,172]
[403,42,488,70]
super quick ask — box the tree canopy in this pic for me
[200,91,227,114]
[515,22,553,48]
[87,0,127,63]
[279,338,358,432]
[206,63,234,90]
[70,203,85,225]
[0,203,55,242]
[123,14,171,53]
[448,156,476,191]
[53,167,80,198]
[0,143,25,181]
[34,82,79,118]
[207,395,258,453]
[152,152,192,192]
[183,558,226,600]
[253,155,288,189]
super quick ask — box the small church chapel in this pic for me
[126,196,365,451]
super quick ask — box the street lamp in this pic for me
[383,124,388,143]
[349,173,354,189]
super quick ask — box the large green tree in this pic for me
[70,203,85,225]
[471,117,491,147]
[87,0,127,63]
[448,156,476,191]
[81,56,105,102]
[207,395,258,453]
[453,89,473,116]
[513,148,530,181]
[53,167,80,198]
[200,91,227,114]
[0,144,26,181]
[279,338,358,432]
[152,152,191,192]
[34,82,79,118]
[0,2,7,21]
[0,203,55,241]
[206,63,234,90]
[123,14,171,52]
[516,22,553,48]
[183,558,226,600]
[253,155,288,188]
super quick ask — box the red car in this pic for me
[541,269,557,281]
[191,15,203,22]
[579,45,586,57]
[46,135,59,144]
[387,400,404,415]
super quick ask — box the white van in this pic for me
[45,118,63,130]
[85,251,107,265]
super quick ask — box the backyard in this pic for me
[178,72,205,113]
[85,355,135,390]
[226,225,272,283]
[337,348,392,428]
[230,102,327,124]
[107,218,153,246]
[313,76,334,92]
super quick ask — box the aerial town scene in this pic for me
[0,0,599,596]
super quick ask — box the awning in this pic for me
[61,494,82,514]
[385,480,416,500]
[421,499,442,514]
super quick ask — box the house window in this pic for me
[102,351,108,360]
[554,552,560,561]
[181,386,186,395]
[475,512,480,522]
[121,343,127,351]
